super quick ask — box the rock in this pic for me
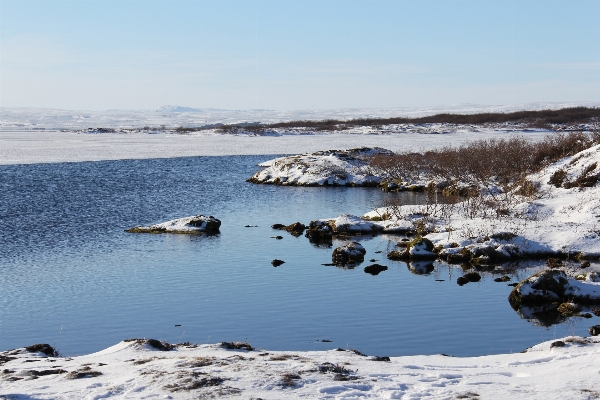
[387,249,409,260]
[508,270,569,310]
[551,341,565,348]
[305,220,333,244]
[364,264,388,276]
[494,276,511,282]
[332,242,366,265]
[271,236,283,240]
[408,237,436,259]
[457,272,481,286]
[25,344,59,357]
[457,276,469,286]
[329,214,384,235]
[127,215,221,234]
[464,272,481,282]
[273,222,306,236]
[589,325,600,336]
[271,259,285,267]
[370,356,390,361]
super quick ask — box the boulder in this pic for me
[126,215,221,234]
[306,220,333,244]
[332,242,366,265]
[364,264,388,276]
[508,270,569,310]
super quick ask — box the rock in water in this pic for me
[332,242,366,265]
[271,259,285,267]
[126,215,221,234]
[364,264,388,276]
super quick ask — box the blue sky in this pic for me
[1,0,598,110]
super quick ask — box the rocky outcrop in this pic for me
[387,237,437,261]
[332,242,366,265]
[509,270,600,313]
[247,147,392,187]
[126,215,221,234]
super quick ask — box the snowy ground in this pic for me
[2,337,600,400]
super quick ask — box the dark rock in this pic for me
[387,249,409,261]
[305,220,333,244]
[508,270,569,310]
[271,236,283,240]
[507,282,518,287]
[589,325,600,336]
[332,242,366,265]
[364,264,388,276]
[188,215,221,232]
[283,222,306,234]
[456,276,469,286]
[550,341,565,348]
[581,261,591,269]
[220,341,253,351]
[25,344,59,357]
[370,356,390,362]
[124,338,175,351]
[494,276,511,282]
[271,224,286,229]
[271,259,285,267]
[578,313,593,318]
[464,272,481,282]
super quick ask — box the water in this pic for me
[0,156,592,357]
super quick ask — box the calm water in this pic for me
[0,156,593,357]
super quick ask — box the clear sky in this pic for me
[1,0,598,111]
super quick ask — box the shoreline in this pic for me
[2,336,600,399]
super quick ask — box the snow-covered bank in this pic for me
[2,337,600,399]
[317,143,600,260]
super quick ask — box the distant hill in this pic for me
[154,105,202,113]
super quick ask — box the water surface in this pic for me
[0,156,592,357]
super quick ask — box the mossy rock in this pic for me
[387,249,409,261]
[409,237,434,252]
[508,270,569,310]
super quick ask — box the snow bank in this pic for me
[359,144,600,259]
[3,336,600,399]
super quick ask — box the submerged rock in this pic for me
[332,242,366,265]
[126,215,221,234]
[271,259,285,267]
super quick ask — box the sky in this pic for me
[0,0,599,111]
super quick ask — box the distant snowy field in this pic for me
[3,102,599,164]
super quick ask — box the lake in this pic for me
[0,155,593,357]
